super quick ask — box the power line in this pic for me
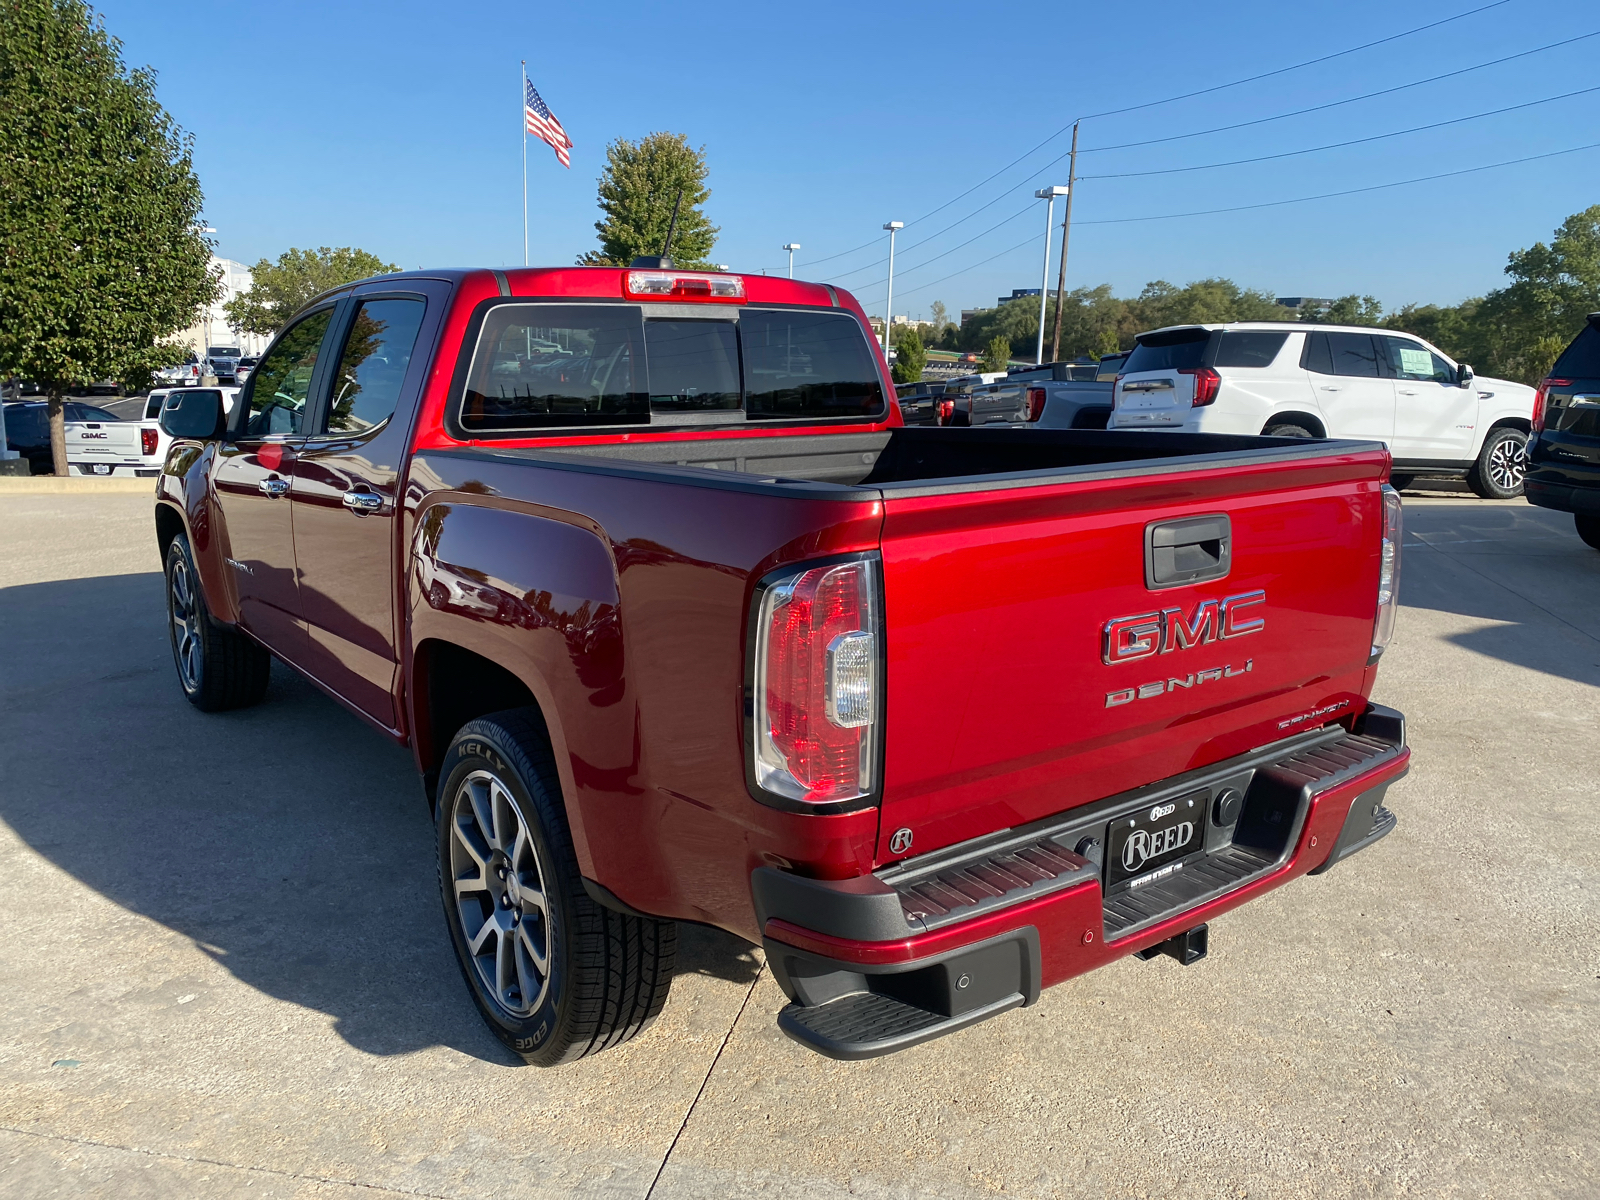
[897,0,1510,231]
[852,140,1600,304]
[1076,140,1600,226]
[1076,30,1600,158]
[824,199,1038,285]
[1078,84,1600,180]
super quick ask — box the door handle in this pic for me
[1320,385,1340,392]
[257,477,289,497]
[342,489,384,514]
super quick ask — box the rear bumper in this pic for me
[757,704,1408,1059]
[1525,474,1600,516]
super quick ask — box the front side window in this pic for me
[1381,336,1454,384]
[743,309,883,418]
[243,309,334,437]
[324,298,427,434]
[1325,332,1382,378]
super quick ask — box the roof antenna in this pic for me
[629,188,684,270]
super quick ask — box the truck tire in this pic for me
[164,534,271,712]
[436,710,677,1065]
[1387,474,1415,492]
[1576,515,1600,550]
[1466,427,1527,499]
[1264,422,1315,438]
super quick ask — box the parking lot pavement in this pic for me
[1,493,1595,1199]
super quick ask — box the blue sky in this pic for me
[108,0,1599,321]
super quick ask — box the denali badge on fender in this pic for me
[1102,590,1265,664]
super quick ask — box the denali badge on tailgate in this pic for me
[1102,590,1264,709]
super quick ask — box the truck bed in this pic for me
[480,426,1373,496]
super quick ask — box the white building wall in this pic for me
[176,257,269,358]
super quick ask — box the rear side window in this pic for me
[1214,331,1290,368]
[743,310,884,419]
[1325,332,1382,378]
[72,405,120,422]
[1124,329,1209,373]
[145,394,166,419]
[325,298,427,434]
[1551,323,1600,377]
[458,303,885,433]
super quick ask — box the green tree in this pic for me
[1129,278,1280,331]
[982,334,1012,373]
[579,132,718,268]
[224,247,399,337]
[1301,294,1385,325]
[0,0,218,473]
[891,325,925,384]
[1384,300,1484,367]
[1472,205,1600,382]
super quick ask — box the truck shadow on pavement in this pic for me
[0,571,760,1067]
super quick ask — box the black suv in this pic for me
[1526,312,1600,549]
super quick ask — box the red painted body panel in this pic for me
[156,263,1402,975]
[876,453,1388,863]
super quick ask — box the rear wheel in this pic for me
[437,710,677,1065]
[1387,474,1415,491]
[1264,422,1315,438]
[164,534,271,711]
[1466,427,1527,499]
[1576,515,1600,550]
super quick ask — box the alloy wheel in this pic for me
[168,555,201,692]
[1488,435,1527,492]
[448,770,552,1017]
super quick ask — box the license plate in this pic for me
[1123,394,1165,410]
[1106,790,1206,890]
[92,463,111,475]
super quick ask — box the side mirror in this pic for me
[1457,363,1475,389]
[159,388,226,439]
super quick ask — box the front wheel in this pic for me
[164,534,271,711]
[436,710,677,1065]
[1576,514,1600,550]
[1466,427,1527,499]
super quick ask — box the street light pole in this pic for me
[1034,186,1068,365]
[882,221,903,359]
[783,243,800,279]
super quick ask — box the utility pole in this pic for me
[1049,121,1080,364]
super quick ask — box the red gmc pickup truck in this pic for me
[153,265,1410,1064]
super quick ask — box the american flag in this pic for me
[525,79,572,168]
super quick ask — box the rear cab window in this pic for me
[1123,328,1210,373]
[1552,323,1600,379]
[455,303,885,435]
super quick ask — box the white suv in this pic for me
[1108,322,1536,498]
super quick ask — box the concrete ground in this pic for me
[0,491,1594,1200]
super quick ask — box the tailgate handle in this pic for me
[1146,514,1231,590]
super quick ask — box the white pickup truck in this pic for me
[65,388,237,477]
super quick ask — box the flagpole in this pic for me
[520,60,528,267]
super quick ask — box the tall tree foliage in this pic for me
[890,325,925,384]
[580,133,717,268]
[0,0,217,472]
[224,246,400,336]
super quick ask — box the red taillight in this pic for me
[937,399,954,424]
[1533,378,1569,432]
[1025,386,1047,422]
[752,558,879,806]
[141,427,159,456]
[1180,367,1221,407]
[624,270,745,302]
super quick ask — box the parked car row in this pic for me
[2,388,237,476]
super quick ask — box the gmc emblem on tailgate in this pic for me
[1101,590,1265,664]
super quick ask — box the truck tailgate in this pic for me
[877,447,1386,861]
[66,420,143,461]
